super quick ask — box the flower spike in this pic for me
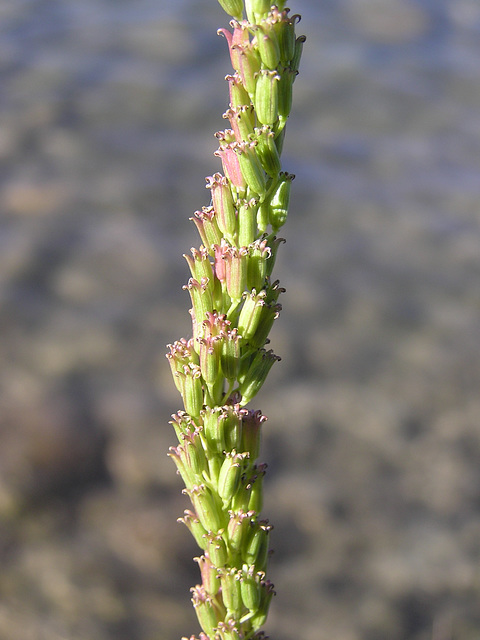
[166,2,303,637]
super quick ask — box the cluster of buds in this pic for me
[167,2,303,638]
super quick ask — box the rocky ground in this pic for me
[1,1,480,639]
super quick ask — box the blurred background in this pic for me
[1,1,480,639]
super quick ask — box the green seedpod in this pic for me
[243,521,271,569]
[255,23,281,70]
[265,237,286,278]
[276,15,296,65]
[256,201,269,234]
[277,67,297,118]
[169,411,195,443]
[183,278,214,340]
[237,290,266,341]
[248,302,281,350]
[254,125,281,178]
[227,510,254,554]
[187,484,225,533]
[183,364,204,418]
[268,172,294,231]
[178,510,208,550]
[236,105,256,140]
[225,245,249,302]
[191,586,219,638]
[274,125,286,155]
[227,73,251,110]
[247,466,266,513]
[240,568,261,612]
[198,336,222,387]
[184,246,214,284]
[217,455,242,503]
[195,555,220,596]
[168,446,196,490]
[245,0,271,20]
[220,568,243,615]
[247,238,270,291]
[207,173,237,239]
[205,531,228,567]
[238,349,281,406]
[223,405,243,452]
[241,409,266,462]
[254,69,280,126]
[202,407,227,454]
[235,142,266,197]
[291,34,306,73]
[207,453,223,486]
[238,198,258,246]
[237,45,261,96]
[230,480,252,513]
[220,329,241,384]
[248,580,275,630]
[217,0,243,19]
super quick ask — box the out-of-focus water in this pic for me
[1,2,480,640]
